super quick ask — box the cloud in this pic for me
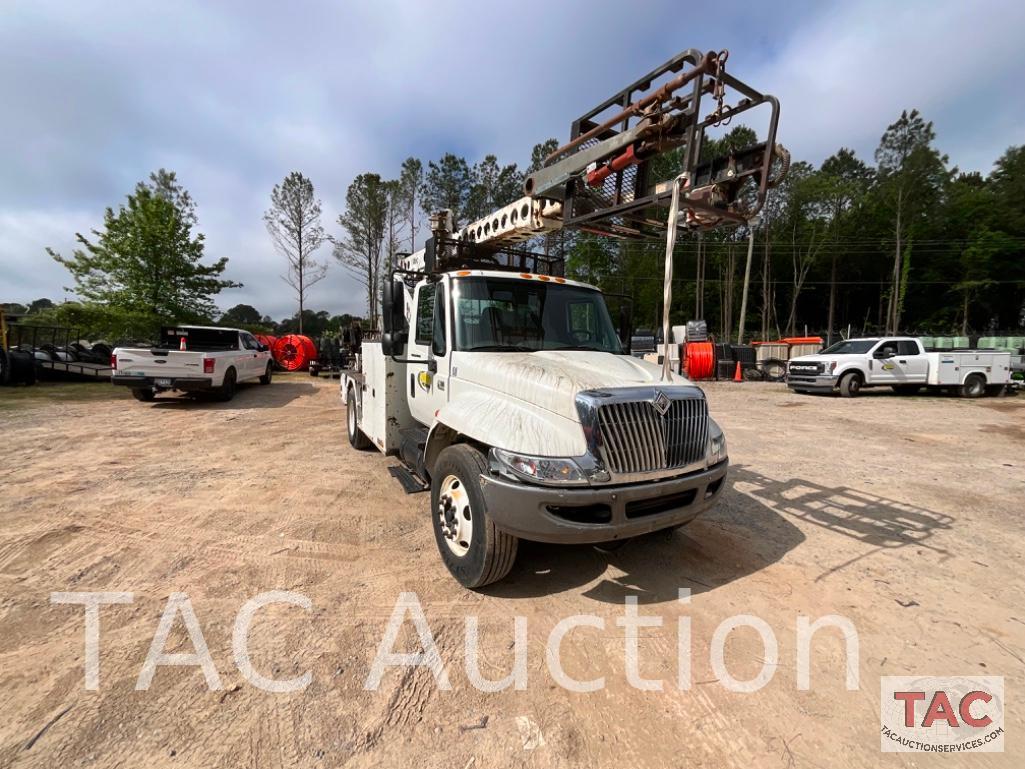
[2,0,1022,317]
[756,0,1025,168]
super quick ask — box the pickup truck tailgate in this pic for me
[115,348,205,378]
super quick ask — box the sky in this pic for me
[2,0,1024,319]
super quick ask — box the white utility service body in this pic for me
[112,325,273,402]
[787,336,1013,398]
[342,266,728,588]
[338,46,788,587]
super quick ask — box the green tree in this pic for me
[219,303,263,328]
[465,155,523,222]
[47,169,237,330]
[27,298,55,314]
[335,173,389,324]
[817,148,873,342]
[264,172,328,335]
[527,139,559,174]
[420,153,472,227]
[398,157,424,251]
[873,110,950,332]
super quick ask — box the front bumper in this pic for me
[479,460,728,544]
[112,375,213,392]
[786,373,836,391]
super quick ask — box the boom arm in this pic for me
[458,48,787,248]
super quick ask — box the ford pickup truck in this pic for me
[787,336,1013,398]
[112,326,273,402]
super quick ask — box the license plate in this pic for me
[155,378,173,387]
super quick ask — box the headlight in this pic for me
[707,424,728,465]
[491,448,588,486]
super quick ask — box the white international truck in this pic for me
[786,336,1014,398]
[112,325,273,402]
[341,49,790,587]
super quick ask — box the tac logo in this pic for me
[880,676,1004,753]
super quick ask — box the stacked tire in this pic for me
[1,348,36,386]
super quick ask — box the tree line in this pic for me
[24,107,1025,343]
[568,111,1025,341]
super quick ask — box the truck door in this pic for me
[240,332,263,379]
[870,340,899,384]
[406,280,451,426]
[894,339,929,384]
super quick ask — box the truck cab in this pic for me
[341,243,728,588]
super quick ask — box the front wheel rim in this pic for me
[438,474,473,557]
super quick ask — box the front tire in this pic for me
[259,363,273,385]
[839,371,863,398]
[431,444,518,589]
[346,388,372,450]
[960,374,985,398]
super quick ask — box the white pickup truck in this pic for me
[787,336,1013,398]
[112,325,273,402]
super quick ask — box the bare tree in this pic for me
[264,172,327,335]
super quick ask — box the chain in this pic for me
[711,50,731,127]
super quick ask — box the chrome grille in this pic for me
[596,398,708,475]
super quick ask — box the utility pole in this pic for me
[737,216,760,344]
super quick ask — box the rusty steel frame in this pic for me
[524,48,783,238]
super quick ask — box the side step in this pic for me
[388,465,429,495]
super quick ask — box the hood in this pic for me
[452,350,695,421]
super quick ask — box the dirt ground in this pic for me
[1,374,1022,768]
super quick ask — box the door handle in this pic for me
[898,359,907,364]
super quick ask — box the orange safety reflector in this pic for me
[519,273,533,279]
[554,277,566,283]
[456,270,471,276]
[538,275,550,281]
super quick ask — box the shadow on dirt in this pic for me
[147,381,317,410]
[486,464,953,604]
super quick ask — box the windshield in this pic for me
[820,339,879,355]
[453,276,623,353]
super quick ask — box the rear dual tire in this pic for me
[960,374,985,399]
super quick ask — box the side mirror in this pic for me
[257,343,268,352]
[874,348,893,359]
[382,278,407,357]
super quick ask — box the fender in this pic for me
[424,390,586,474]
[835,362,868,381]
